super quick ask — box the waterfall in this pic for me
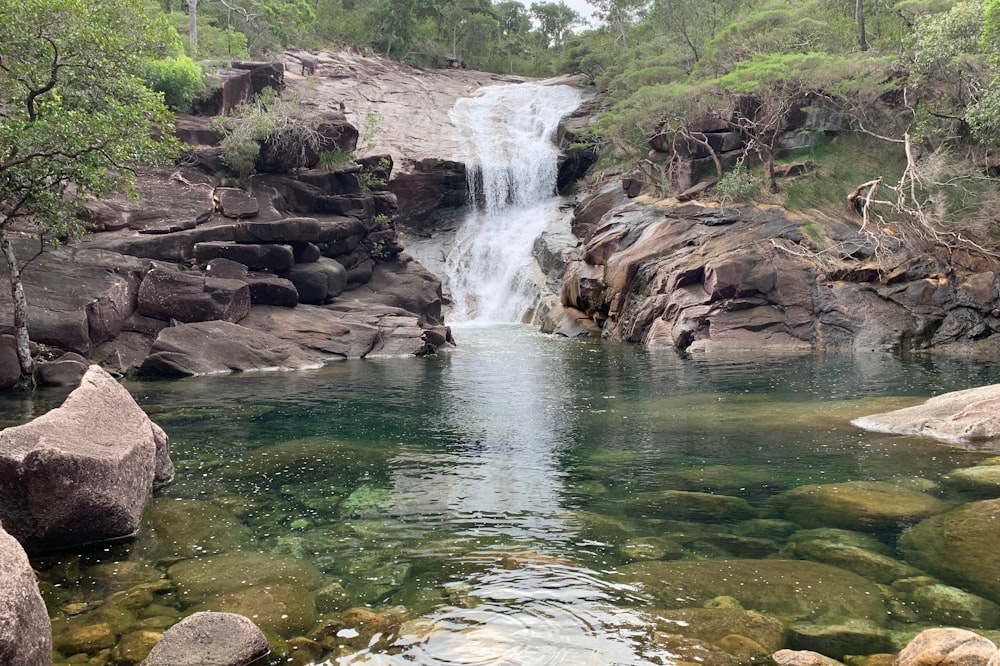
[444,82,582,323]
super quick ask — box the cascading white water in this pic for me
[444,82,583,323]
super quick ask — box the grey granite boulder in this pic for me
[281,257,347,304]
[0,521,51,665]
[140,611,269,666]
[0,365,170,552]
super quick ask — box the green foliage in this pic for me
[146,55,205,111]
[360,158,392,191]
[714,164,761,203]
[784,133,907,211]
[213,90,321,178]
[318,150,353,170]
[0,0,177,239]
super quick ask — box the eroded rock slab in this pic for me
[852,384,1000,445]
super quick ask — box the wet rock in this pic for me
[140,611,269,666]
[0,366,167,551]
[140,320,327,377]
[137,267,250,324]
[899,499,1000,604]
[892,577,1000,628]
[54,622,115,655]
[650,608,788,652]
[662,464,789,495]
[630,489,755,521]
[943,464,1000,497]
[613,559,888,625]
[0,522,51,665]
[189,584,317,639]
[140,498,255,559]
[894,628,997,666]
[789,539,921,584]
[315,582,355,614]
[852,384,1000,445]
[621,536,685,561]
[788,620,894,659]
[773,481,949,532]
[112,630,162,664]
[773,649,846,666]
[169,550,322,605]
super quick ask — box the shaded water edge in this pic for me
[8,326,1000,665]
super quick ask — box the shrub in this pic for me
[146,55,205,111]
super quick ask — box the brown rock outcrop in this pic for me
[556,198,1000,352]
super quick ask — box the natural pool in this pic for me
[10,325,1000,665]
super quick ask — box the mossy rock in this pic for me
[612,559,888,625]
[773,481,950,532]
[189,583,317,639]
[898,498,1000,605]
[790,539,921,584]
[942,466,1000,497]
[630,489,755,522]
[648,607,788,652]
[141,498,255,559]
[168,551,324,604]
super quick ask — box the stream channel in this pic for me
[9,80,1000,665]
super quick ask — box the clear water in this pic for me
[12,326,1000,665]
[444,83,583,322]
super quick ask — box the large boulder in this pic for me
[347,253,445,324]
[0,244,145,356]
[137,267,251,324]
[0,365,169,551]
[0,522,51,665]
[140,611,269,666]
[281,258,347,304]
[852,384,1000,445]
[193,241,295,272]
[899,499,1000,604]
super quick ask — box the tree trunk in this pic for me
[189,0,198,55]
[856,0,869,51]
[763,153,778,194]
[0,232,34,379]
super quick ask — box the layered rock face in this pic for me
[0,69,454,383]
[551,193,1000,352]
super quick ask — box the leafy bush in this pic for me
[714,164,761,203]
[146,55,204,111]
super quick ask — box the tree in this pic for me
[530,1,580,48]
[0,0,177,382]
[588,0,649,48]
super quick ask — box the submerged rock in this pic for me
[899,499,1000,604]
[893,627,998,666]
[772,481,949,532]
[649,607,788,652]
[141,498,255,559]
[629,489,755,522]
[167,551,324,604]
[892,576,1000,629]
[788,539,921,584]
[0,366,170,552]
[612,559,888,625]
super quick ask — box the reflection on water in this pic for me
[9,326,1000,665]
